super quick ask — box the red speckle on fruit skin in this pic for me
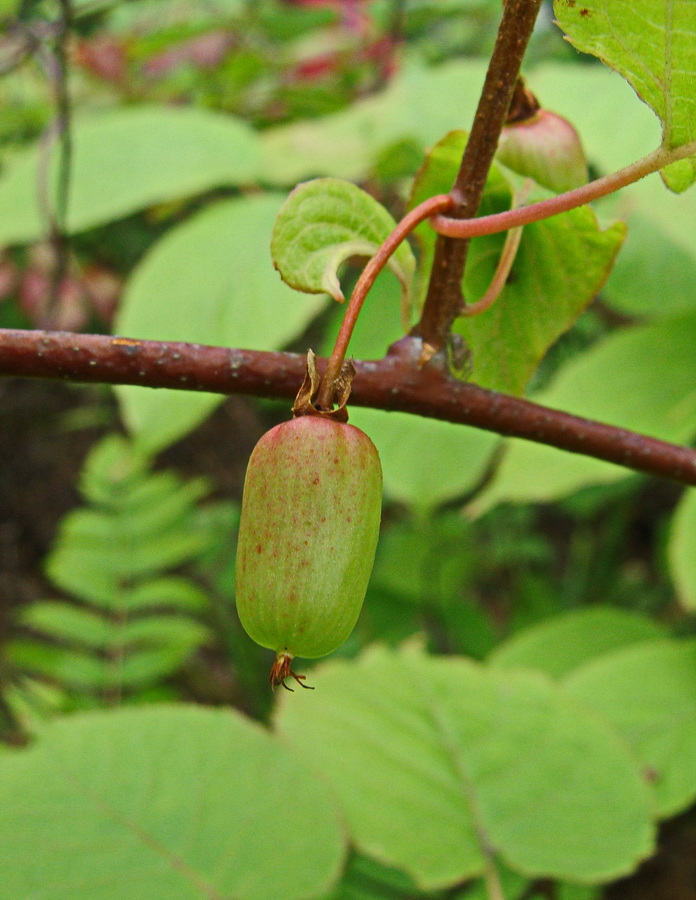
[312,477,320,485]
[255,544,263,554]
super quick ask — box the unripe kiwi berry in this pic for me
[235,414,382,689]
[497,108,588,194]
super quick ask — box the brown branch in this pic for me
[1,328,695,487]
[415,0,543,351]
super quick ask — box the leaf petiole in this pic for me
[430,141,696,239]
[317,193,454,409]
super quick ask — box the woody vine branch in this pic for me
[1,1,695,486]
[1,328,695,487]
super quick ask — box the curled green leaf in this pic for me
[271,177,416,307]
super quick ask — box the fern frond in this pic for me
[6,434,232,703]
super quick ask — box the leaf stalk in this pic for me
[316,193,454,409]
[431,141,696,239]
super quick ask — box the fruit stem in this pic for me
[316,193,454,410]
[270,652,315,692]
[430,140,696,238]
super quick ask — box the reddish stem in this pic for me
[316,193,454,409]
[430,142,696,239]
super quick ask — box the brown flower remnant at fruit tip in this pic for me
[270,652,315,692]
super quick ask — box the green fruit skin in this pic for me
[497,109,588,194]
[235,416,382,659]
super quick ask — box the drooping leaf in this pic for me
[274,645,654,889]
[668,489,696,610]
[565,640,696,817]
[0,706,345,900]
[410,131,625,394]
[115,195,327,452]
[473,310,696,508]
[270,177,415,305]
[489,607,667,678]
[554,0,696,192]
[0,106,259,247]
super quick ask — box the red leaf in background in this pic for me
[143,31,234,78]
[73,34,127,84]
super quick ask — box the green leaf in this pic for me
[48,508,208,587]
[120,578,210,613]
[274,645,654,888]
[554,0,696,192]
[349,406,499,511]
[8,434,217,698]
[6,641,111,689]
[473,311,696,507]
[115,195,327,452]
[410,131,625,394]
[259,60,488,184]
[602,213,696,317]
[565,640,696,818]
[0,106,259,247]
[0,706,345,900]
[18,601,112,648]
[78,434,149,505]
[271,178,415,305]
[668,489,696,610]
[321,853,434,900]
[489,608,667,678]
